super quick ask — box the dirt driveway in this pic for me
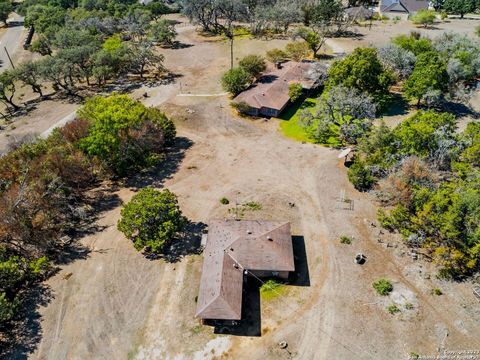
[5,17,479,360]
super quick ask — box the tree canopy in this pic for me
[117,188,186,253]
[327,48,396,103]
[78,94,176,176]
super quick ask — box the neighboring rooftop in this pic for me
[380,0,429,13]
[195,220,294,320]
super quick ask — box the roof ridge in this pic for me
[195,293,219,317]
[227,222,291,263]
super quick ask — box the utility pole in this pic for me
[4,47,14,69]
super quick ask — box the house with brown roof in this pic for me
[195,220,295,321]
[232,61,324,118]
[379,0,430,20]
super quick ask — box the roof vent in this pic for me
[247,230,252,234]
[233,263,239,269]
[267,236,273,241]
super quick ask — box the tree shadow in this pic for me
[289,236,310,287]
[208,276,262,337]
[148,221,207,263]
[256,75,279,84]
[332,30,364,39]
[380,93,409,117]
[125,136,193,190]
[143,72,183,88]
[279,97,318,121]
[169,41,194,49]
[440,101,479,119]
[316,53,334,60]
[0,283,54,359]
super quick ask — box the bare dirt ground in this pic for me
[2,16,479,360]
[331,17,480,53]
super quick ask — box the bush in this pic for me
[373,278,393,295]
[221,67,251,96]
[348,158,374,191]
[431,288,443,296]
[220,197,230,205]
[117,188,186,253]
[404,302,414,310]
[149,19,177,46]
[285,41,310,61]
[0,292,19,323]
[288,83,303,102]
[78,94,175,176]
[340,235,352,244]
[386,304,400,314]
[266,48,287,63]
[411,9,436,28]
[239,55,266,78]
[231,101,253,114]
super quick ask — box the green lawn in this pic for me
[260,279,285,301]
[278,97,319,143]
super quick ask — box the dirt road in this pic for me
[4,16,479,360]
[0,13,26,71]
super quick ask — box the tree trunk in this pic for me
[230,37,234,70]
[32,85,43,97]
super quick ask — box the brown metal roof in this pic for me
[233,61,318,112]
[195,220,294,320]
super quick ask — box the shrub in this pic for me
[220,197,230,205]
[78,94,175,176]
[239,55,266,78]
[285,41,310,61]
[231,101,253,114]
[340,235,352,244]
[288,83,303,102]
[0,292,19,323]
[348,158,375,191]
[386,304,400,314]
[266,48,287,63]
[117,188,186,253]
[411,9,436,28]
[221,67,251,96]
[244,201,262,210]
[149,19,177,46]
[373,278,393,295]
[431,288,443,296]
[404,302,414,310]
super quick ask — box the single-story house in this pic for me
[379,0,429,20]
[232,61,325,118]
[195,220,295,321]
